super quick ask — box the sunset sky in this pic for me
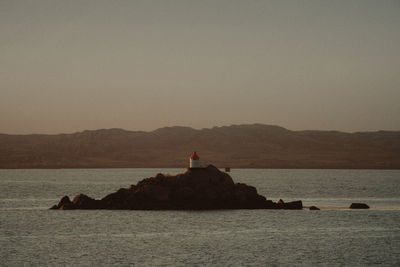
[1,0,399,134]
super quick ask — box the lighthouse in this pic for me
[189,152,200,168]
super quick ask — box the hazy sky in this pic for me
[1,0,399,134]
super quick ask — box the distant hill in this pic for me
[1,124,399,169]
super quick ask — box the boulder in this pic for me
[72,194,103,209]
[278,200,303,210]
[350,203,370,209]
[58,196,72,207]
[49,195,73,210]
[59,202,74,210]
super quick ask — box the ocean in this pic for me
[1,168,399,266]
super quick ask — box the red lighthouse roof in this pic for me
[190,152,199,160]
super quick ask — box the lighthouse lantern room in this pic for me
[189,152,201,168]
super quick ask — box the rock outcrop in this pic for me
[50,165,303,210]
[350,203,370,209]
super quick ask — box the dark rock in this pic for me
[49,195,73,210]
[58,196,72,207]
[350,203,370,209]
[72,194,103,209]
[101,188,132,209]
[277,200,303,210]
[60,202,75,210]
[50,165,303,210]
[309,206,320,210]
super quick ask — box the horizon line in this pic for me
[1,123,399,136]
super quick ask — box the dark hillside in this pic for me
[0,124,399,169]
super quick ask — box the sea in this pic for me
[1,168,399,266]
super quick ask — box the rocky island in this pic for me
[50,164,303,210]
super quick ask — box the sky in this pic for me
[1,0,399,134]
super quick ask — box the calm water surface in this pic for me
[1,168,400,266]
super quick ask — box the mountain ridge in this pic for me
[1,124,399,169]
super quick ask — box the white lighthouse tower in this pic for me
[189,151,201,168]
